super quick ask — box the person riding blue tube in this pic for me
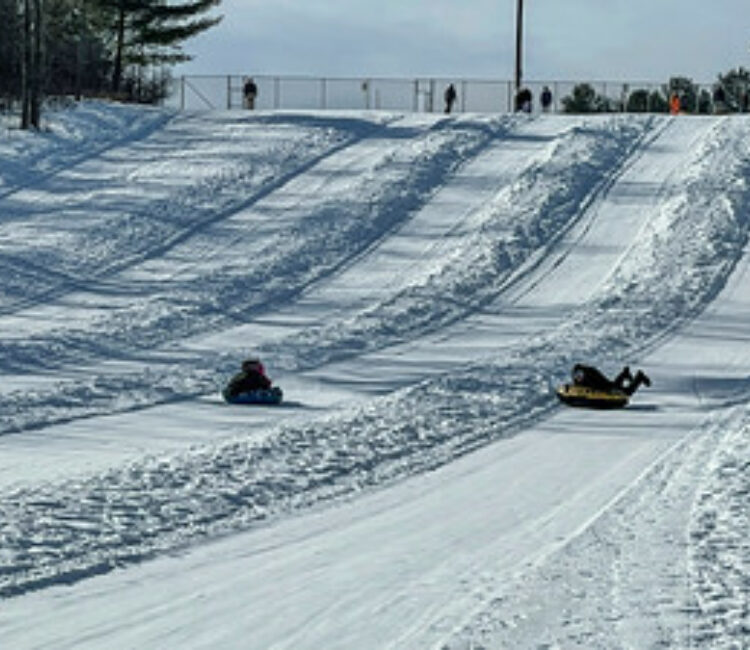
[223,358,273,400]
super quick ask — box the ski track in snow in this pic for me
[0,106,749,648]
[0,112,377,316]
[446,408,749,650]
[0,102,172,198]
[687,411,750,648]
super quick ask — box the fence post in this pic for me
[227,75,231,110]
[461,80,467,112]
[553,81,559,112]
[180,76,185,110]
[363,80,371,109]
[507,81,513,112]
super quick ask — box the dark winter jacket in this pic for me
[541,87,553,109]
[225,367,271,397]
[572,364,628,392]
[571,364,650,396]
[515,87,533,113]
[244,80,258,97]
[444,84,457,112]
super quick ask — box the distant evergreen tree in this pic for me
[697,88,713,114]
[1,0,221,110]
[44,0,112,98]
[716,67,750,111]
[561,83,612,113]
[101,0,223,96]
[625,89,651,113]
[648,90,668,113]
[625,88,666,114]
[562,83,596,113]
[0,0,22,102]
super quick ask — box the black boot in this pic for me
[624,370,651,396]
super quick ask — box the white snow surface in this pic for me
[0,102,748,649]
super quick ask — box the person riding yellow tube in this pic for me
[556,364,651,409]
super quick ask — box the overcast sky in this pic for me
[177,0,750,83]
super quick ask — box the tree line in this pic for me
[561,70,750,114]
[0,0,222,128]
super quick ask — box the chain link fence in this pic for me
[167,74,728,115]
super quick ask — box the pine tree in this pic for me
[104,0,222,94]
[625,89,650,113]
[3,0,222,110]
[717,67,750,112]
[0,0,22,102]
[561,83,613,114]
[44,0,113,98]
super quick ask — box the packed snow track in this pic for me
[0,104,748,649]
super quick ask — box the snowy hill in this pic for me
[0,102,747,649]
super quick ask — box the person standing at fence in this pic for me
[243,77,258,110]
[444,83,458,114]
[515,87,533,113]
[540,86,553,112]
[669,92,681,115]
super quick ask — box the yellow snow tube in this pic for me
[556,383,629,409]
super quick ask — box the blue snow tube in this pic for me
[223,386,283,405]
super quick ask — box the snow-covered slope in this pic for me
[0,103,747,649]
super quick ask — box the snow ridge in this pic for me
[688,411,750,648]
[268,118,657,370]
[0,101,171,197]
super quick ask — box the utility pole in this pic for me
[515,0,524,92]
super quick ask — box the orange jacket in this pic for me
[670,94,681,115]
